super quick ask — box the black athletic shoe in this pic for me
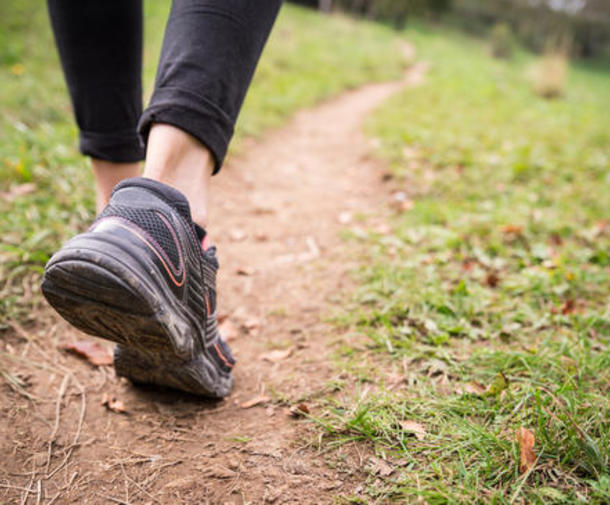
[41,177,235,397]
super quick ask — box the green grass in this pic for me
[0,2,406,325]
[315,26,610,504]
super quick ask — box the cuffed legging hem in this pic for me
[138,87,234,175]
[80,130,145,163]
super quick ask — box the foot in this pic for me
[41,177,234,397]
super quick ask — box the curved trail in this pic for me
[1,61,426,504]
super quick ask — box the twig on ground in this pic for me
[95,493,132,505]
[0,367,38,401]
[35,480,41,505]
[46,374,86,480]
[46,374,70,473]
[119,461,130,505]
[121,472,163,505]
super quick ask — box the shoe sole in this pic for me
[42,234,233,398]
[113,345,231,397]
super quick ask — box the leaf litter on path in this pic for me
[63,340,113,366]
[102,393,127,414]
[261,348,293,363]
[218,318,238,342]
[399,420,427,440]
[240,395,272,409]
[516,427,536,474]
[289,403,310,417]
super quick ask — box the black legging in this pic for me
[47,0,282,173]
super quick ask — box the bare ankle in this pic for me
[142,124,214,228]
[92,159,141,213]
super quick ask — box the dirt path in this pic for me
[1,61,426,505]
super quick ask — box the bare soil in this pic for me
[0,61,425,505]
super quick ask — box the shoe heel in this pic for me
[114,345,233,398]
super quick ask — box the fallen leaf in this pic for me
[484,372,509,397]
[501,224,523,235]
[1,182,37,202]
[240,395,271,409]
[63,340,113,366]
[164,476,198,489]
[373,223,392,235]
[252,205,275,215]
[260,348,292,362]
[485,272,500,288]
[236,266,255,276]
[289,403,310,417]
[399,420,426,440]
[102,393,127,414]
[561,299,576,315]
[516,427,536,474]
[462,381,486,395]
[594,220,608,236]
[218,319,238,342]
[369,457,394,477]
[204,465,237,479]
[399,199,415,212]
[549,233,563,246]
[229,228,247,241]
[386,373,405,389]
[243,317,261,331]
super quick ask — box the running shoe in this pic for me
[42,177,235,397]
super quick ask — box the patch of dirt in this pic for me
[0,59,426,504]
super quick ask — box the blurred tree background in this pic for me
[290,0,610,58]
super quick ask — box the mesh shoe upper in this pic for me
[92,177,234,371]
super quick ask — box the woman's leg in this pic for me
[47,0,144,210]
[44,0,282,396]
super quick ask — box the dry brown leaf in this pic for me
[63,340,113,366]
[203,465,237,479]
[594,220,608,236]
[399,199,415,212]
[243,317,261,331]
[399,420,426,440]
[501,224,523,235]
[240,395,271,409]
[1,182,37,202]
[386,373,405,389]
[369,457,394,477]
[289,403,310,418]
[373,223,392,235]
[101,393,127,414]
[485,272,500,288]
[462,381,486,395]
[218,319,238,342]
[516,427,536,473]
[462,259,477,271]
[253,231,269,241]
[549,233,563,246]
[260,348,292,362]
[561,299,576,315]
[236,266,255,276]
